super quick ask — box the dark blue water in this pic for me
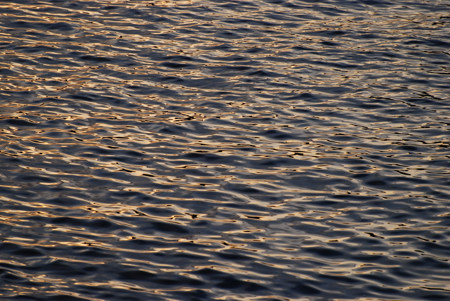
[1,0,449,300]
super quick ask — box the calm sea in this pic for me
[1,0,449,300]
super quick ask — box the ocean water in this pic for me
[0,0,449,300]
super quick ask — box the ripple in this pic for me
[1,0,449,300]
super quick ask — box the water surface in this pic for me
[0,0,449,300]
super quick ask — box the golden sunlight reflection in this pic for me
[1,0,449,299]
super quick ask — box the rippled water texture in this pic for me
[1,0,449,300]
